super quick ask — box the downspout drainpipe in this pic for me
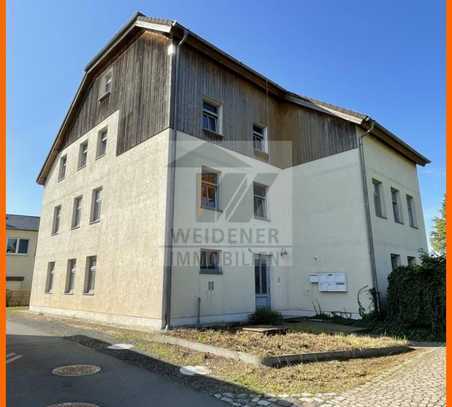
[358,118,381,313]
[162,28,188,330]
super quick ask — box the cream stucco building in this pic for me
[30,13,429,329]
[7,214,40,303]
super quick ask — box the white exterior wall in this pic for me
[30,111,170,329]
[363,133,428,297]
[170,133,374,326]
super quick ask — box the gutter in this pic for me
[358,118,381,312]
[162,28,189,330]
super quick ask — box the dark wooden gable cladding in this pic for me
[61,31,171,156]
[175,44,357,169]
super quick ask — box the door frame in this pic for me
[254,253,272,310]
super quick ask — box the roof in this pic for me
[36,13,430,184]
[6,214,40,231]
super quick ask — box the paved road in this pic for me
[7,319,224,407]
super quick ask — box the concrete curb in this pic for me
[156,335,413,368]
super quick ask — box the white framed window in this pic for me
[372,179,385,218]
[407,256,417,267]
[6,238,29,255]
[201,168,219,210]
[253,124,268,153]
[96,127,108,158]
[71,195,83,229]
[390,253,401,271]
[78,141,88,170]
[52,205,62,235]
[58,155,67,182]
[65,258,76,294]
[406,195,418,228]
[84,256,97,294]
[253,183,268,219]
[200,249,221,274]
[391,187,403,224]
[90,187,103,223]
[45,262,55,293]
[98,68,113,100]
[202,99,222,134]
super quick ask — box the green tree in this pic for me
[430,196,446,255]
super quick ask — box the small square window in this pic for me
[6,238,17,254]
[200,249,221,274]
[18,239,29,254]
[96,128,108,158]
[407,256,417,267]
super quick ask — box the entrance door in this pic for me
[254,255,271,310]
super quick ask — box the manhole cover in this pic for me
[180,365,211,376]
[52,365,101,377]
[47,403,100,407]
[107,343,134,350]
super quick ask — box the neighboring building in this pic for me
[30,13,429,329]
[7,214,40,302]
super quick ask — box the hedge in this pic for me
[386,253,445,340]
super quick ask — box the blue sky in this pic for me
[7,0,445,241]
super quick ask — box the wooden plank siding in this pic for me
[58,32,356,169]
[61,31,171,155]
[175,45,357,168]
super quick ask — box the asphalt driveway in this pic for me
[7,319,225,407]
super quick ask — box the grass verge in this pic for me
[7,310,419,395]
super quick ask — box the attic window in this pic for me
[98,68,113,100]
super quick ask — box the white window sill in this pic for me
[7,253,29,256]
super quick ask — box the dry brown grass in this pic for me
[8,311,417,394]
[168,328,406,356]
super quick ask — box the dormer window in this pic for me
[98,68,113,100]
